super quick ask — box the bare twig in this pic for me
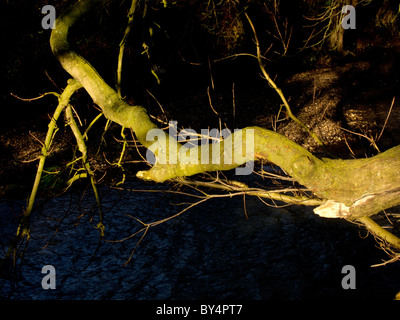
[10,91,59,101]
[377,97,395,142]
[245,12,324,147]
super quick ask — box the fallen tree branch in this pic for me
[50,0,400,225]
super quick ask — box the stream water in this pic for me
[1,178,400,300]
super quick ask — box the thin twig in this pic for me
[10,91,59,101]
[377,97,395,142]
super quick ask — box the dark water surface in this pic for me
[1,180,400,300]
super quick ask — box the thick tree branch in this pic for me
[49,0,400,224]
